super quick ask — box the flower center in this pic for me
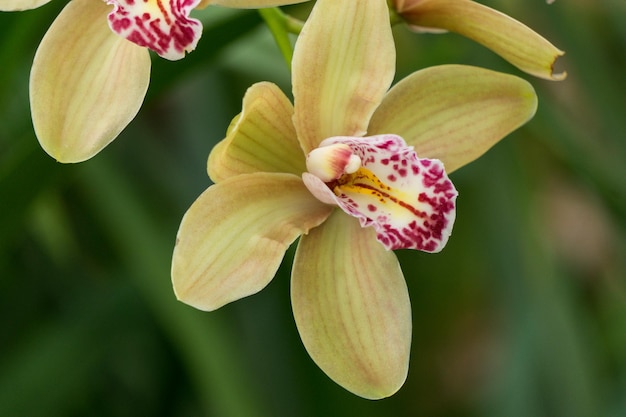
[305,141,411,210]
[333,167,412,213]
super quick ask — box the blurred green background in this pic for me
[1,1,624,416]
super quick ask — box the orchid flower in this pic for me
[0,0,309,162]
[171,0,538,399]
[391,0,566,81]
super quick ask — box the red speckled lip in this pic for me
[107,0,202,60]
[304,134,458,252]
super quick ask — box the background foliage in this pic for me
[0,1,624,416]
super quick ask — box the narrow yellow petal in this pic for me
[292,0,395,153]
[292,211,411,399]
[0,0,51,10]
[208,82,305,183]
[368,65,537,174]
[397,0,566,80]
[30,0,150,163]
[172,173,332,311]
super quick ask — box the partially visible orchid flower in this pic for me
[0,0,309,162]
[391,0,566,81]
[172,0,539,399]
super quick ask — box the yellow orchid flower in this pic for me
[392,0,567,80]
[0,0,309,162]
[171,0,538,399]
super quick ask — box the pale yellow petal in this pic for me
[0,0,51,10]
[292,0,395,153]
[208,82,304,183]
[397,0,566,80]
[30,0,150,163]
[291,210,411,399]
[368,65,537,174]
[172,173,332,311]
[201,0,309,7]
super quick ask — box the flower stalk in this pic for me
[258,7,298,68]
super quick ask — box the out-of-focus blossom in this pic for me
[0,0,309,162]
[392,0,566,80]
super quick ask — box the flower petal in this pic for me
[319,135,457,252]
[395,0,566,80]
[172,172,332,311]
[292,0,395,153]
[368,65,537,174]
[30,0,151,163]
[208,82,305,183]
[291,210,411,399]
[0,0,51,10]
[201,0,309,7]
[107,0,202,60]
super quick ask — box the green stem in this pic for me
[283,12,304,34]
[258,7,303,69]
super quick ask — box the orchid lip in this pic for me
[107,0,203,60]
[303,134,458,253]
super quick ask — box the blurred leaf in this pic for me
[0,284,135,416]
[76,158,270,417]
[477,142,602,417]
[0,136,65,260]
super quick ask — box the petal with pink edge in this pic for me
[309,135,457,252]
[292,0,395,152]
[368,65,537,174]
[172,172,332,311]
[291,210,412,399]
[30,0,150,163]
[107,0,202,60]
